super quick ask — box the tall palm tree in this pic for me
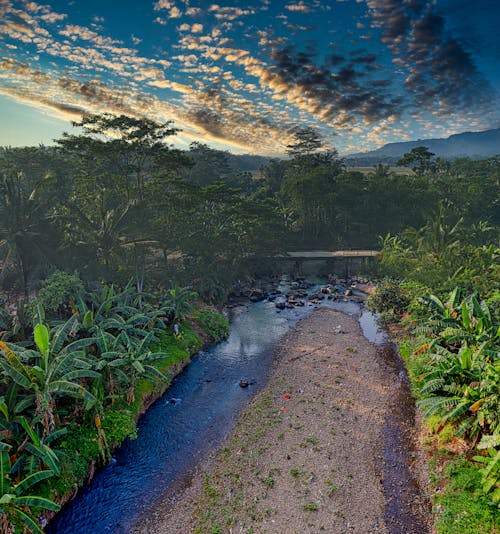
[0,172,54,295]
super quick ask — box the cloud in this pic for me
[40,12,67,23]
[285,2,311,13]
[365,0,495,114]
[179,23,204,33]
[169,7,182,18]
[264,44,402,126]
[208,5,255,21]
[153,0,173,10]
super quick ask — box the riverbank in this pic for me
[136,307,431,533]
[44,307,229,531]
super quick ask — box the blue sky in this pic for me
[0,0,499,155]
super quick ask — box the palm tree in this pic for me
[0,316,99,435]
[0,172,54,295]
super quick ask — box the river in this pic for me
[47,282,385,533]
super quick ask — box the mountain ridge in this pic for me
[344,127,500,164]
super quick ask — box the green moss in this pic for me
[436,460,499,533]
[191,308,230,341]
[50,423,102,497]
[437,424,455,446]
[102,404,138,446]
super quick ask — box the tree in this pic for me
[0,158,56,295]
[57,114,190,298]
[398,146,435,175]
[182,142,230,187]
[260,159,287,193]
[286,127,324,158]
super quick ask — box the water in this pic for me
[47,288,382,534]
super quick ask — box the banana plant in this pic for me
[14,417,64,477]
[0,316,100,436]
[416,344,500,440]
[417,288,499,356]
[0,442,60,534]
[163,284,198,323]
[474,436,500,507]
[109,331,170,404]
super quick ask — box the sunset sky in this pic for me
[0,0,499,155]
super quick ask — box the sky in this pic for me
[0,0,499,155]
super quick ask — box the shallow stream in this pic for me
[47,282,426,533]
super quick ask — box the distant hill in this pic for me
[345,128,500,166]
[226,153,274,172]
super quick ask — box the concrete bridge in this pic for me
[279,250,379,277]
[284,250,379,259]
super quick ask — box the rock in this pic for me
[275,299,286,310]
[267,290,282,302]
[344,289,352,296]
[249,288,266,302]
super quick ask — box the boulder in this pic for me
[249,288,266,302]
[275,299,286,310]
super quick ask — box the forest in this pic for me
[0,114,498,532]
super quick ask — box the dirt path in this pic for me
[135,308,430,534]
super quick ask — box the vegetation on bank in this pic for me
[369,228,499,532]
[0,273,228,532]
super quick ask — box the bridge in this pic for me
[285,250,379,259]
[278,250,379,277]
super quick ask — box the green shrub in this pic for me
[192,309,230,341]
[102,405,137,446]
[368,279,410,322]
[36,271,84,316]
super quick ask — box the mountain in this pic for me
[345,128,500,165]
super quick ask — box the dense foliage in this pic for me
[1,116,498,301]
[0,278,228,531]
[370,221,499,529]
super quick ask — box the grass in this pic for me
[434,459,499,534]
